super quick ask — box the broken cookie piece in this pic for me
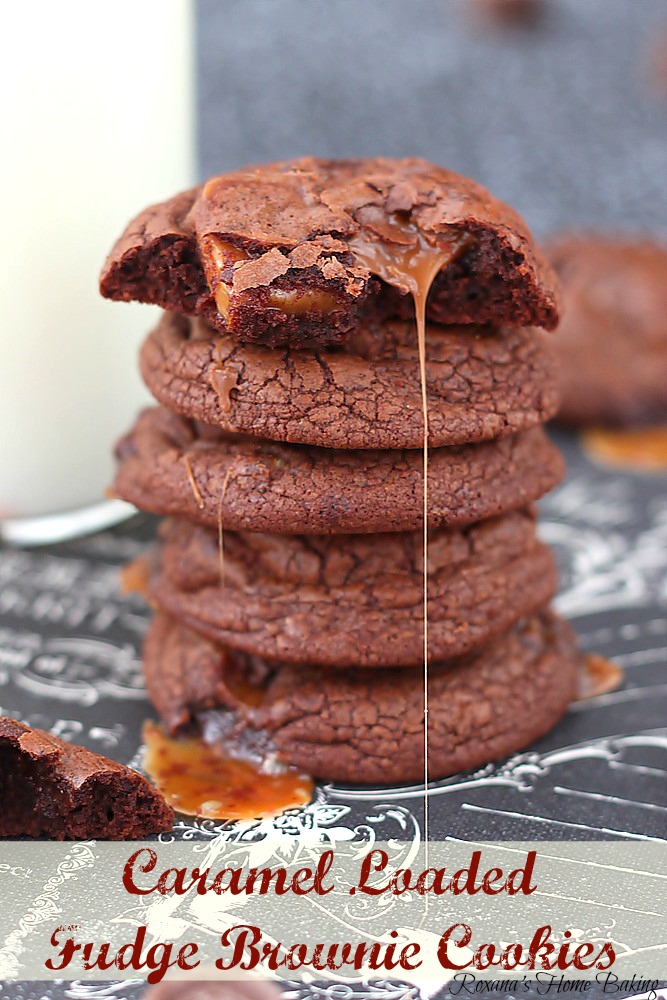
[100,157,559,348]
[0,716,173,839]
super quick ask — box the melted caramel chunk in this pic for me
[223,676,266,710]
[267,287,342,315]
[576,654,624,701]
[200,236,250,320]
[209,367,240,413]
[201,235,251,268]
[119,554,153,598]
[583,427,667,472]
[142,721,313,822]
[200,221,471,324]
[200,234,341,320]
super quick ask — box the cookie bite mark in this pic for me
[0,716,173,839]
[200,233,346,325]
[101,157,560,347]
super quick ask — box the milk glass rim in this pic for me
[0,499,137,547]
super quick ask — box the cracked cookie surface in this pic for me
[100,157,559,348]
[143,610,577,785]
[113,407,563,535]
[150,510,557,668]
[141,313,559,450]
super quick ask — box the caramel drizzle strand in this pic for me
[182,453,205,510]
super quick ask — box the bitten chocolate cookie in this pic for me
[151,510,557,668]
[143,610,578,785]
[100,157,559,348]
[113,407,564,535]
[0,717,173,839]
[546,235,667,427]
[141,313,559,450]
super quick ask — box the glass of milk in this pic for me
[0,0,194,540]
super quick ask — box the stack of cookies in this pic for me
[102,158,578,787]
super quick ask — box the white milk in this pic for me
[0,1,194,517]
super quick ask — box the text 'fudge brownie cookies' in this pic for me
[102,155,576,816]
[143,611,578,786]
[101,157,559,348]
[113,407,564,534]
[546,234,667,428]
[0,717,173,839]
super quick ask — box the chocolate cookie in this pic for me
[0,716,173,839]
[100,157,559,348]
[113,407,564,535]
[546,235,667,427]
[143,610,578,785]
[151,510,557,668]
[473,0,544,28]
[141,313,559,450]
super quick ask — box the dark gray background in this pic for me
[197,0,667,238]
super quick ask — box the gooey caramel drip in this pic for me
[582,427,667,473]
[577,653,624,701]
[209,368,240,414]
[347,217,471,884]
[143,721,313,822]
